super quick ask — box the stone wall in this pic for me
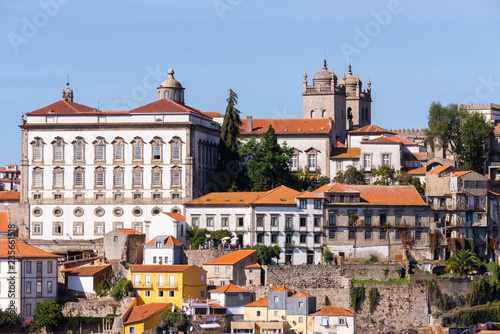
[264,264,344,288]
[343,263,402,281]
[62,296,133,317]
[184,248,233,267]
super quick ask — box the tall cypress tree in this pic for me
[213,89,244,191]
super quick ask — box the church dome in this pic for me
[160,69,183,88]
[344,65,362,86]
[312,60,337,85]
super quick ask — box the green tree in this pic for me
[187,224,209,248]
[32,301,63,332]
[110,277,132,301]
[252,244,280,265]
[445,249,482,277]
[210,229,232,244]
[333,165,365,185]
[349,214,359,261]
[383,223,393,262]
[292,169,330,191]
[322,248,334,265]
[214,89,245,191]
[372,165,397,185]
[460,112,494,173]
[161,308,187,329]
[239,125,294,191]
[425,102,465,166]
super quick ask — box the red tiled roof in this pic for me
[145,235,183,247]
[406,167,427,175]
[331,147,361,159]
[185,191,266,205]
[209,304,227,309]
[0,239,59,259]
[315,183,426,206]
[428,165,455,175]
[130,264,195,272]
[245,297,267,307]
[403,152,427,161]
[123,303,171,325]
[204,250,256,265]
[242,263,261,269]
[203,111,224,118]
[118,228,145,235]
[271,287,293,292]
[0,178,11,182]
[311,306,357,317]
[388,134,419,146]
[0,212,8,233]
[129,98,207,117]
[210,284,250,293]
[295,191,325,199]
[290,292,311,297]
[240,118,332,135]
[251,186,301,205]
[348,124,394,135]
[165,213,186,221]
[0,191,20,200]
[450,171,472,177]
[336,141,345,148]
[362,136,401,144]
[61,264,111,276]
[314,183,360,194]
[27,100,99,115]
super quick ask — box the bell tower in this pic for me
[157,69,185,105]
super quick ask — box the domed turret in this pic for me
[344,65,362,87]
[312,60,337,87]
[62,82,73,102]
[157,69,185,104]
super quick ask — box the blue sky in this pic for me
[1,0,499,165]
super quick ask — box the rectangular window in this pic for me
[158,274,164,287]
[192,217,199,227]
[168,290,175,298]
[46,280,53,294]
[291,154,297,170]
[96,172,104,187]
[74,223,83,235]
[33,223,42,235]
[169,274,175,287]
[54,146,63,161]
[339,317,347,325]
[314,234,321,243]
[415,214,422,227]
[26,261,32,274]
[299,317,303,323]
[365,230,372,239]
[114,172,123,187]
[382,153,390,166]
[349,229,355,240]
[271,216,278,227]
[33,173,42,187]
[95,223,104,235]
[328,212,336,226]
[308,154,316,169]
[314,199,321,209]
[114,145,123,160]
[339,195,344,203]
[271,234,278,244]
[380,213,387,226]
[54,172,62,187]
[336,160,342,171]
[299,199,307,209]
[226,266,231,274]
[53,223,62,235]
[257,233,263,243]
[395,230,401,240]
[133,172,142,186]
[238,217,244,227]
[215,266,219,274]
[134,146,142,160]
[221,217,229,227]
[172,146,180,160]
[365,214,372,226]
[133,274,140,286]
[300,217,306,227]
[153,193,161,200]
[153,146,161,160]
[200,274,205,283]
[144,290,151,298]
[395,214,402,226]
[172,172,180,186]
[152,172,161,186]
[314,216,321,227]
[415,230,422,240]
[256,216,263,227]
[380,230,386,240]
[285,216,292,228]
[207,217,214,227]
[26,281,32,294]
[153,256,157,264]
[34,146,42,161]
[300,234,307,243]
[330,195,335,203]
[95,146,104,161]
[158,290,164,298]
[75,172,83,187]
[364,154,371,171]
[329,229,336,239]
[75,146,83,161]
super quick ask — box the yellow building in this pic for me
[129,264,207,308]
[122,298,171,334]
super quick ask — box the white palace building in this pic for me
[20,69,221,240]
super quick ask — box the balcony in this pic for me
[285,242,296,249]
[133,282,152,289]
[157,282,178,289]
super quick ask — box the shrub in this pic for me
[322,249,333,265]
[111,277,132,301]
[95,280,109,297]
[369,288,379,313]
[383,268,389,276]
[437,293,454,312]
[350,286,365,312]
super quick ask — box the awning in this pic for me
[199,323,221,329]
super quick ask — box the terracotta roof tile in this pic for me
[242,263,261,269]
[252,186,301,205]
[388,134,419,146]
[204,250,256,265]
[210,284,250,293]
[362,136,400,144]
[245,297,267,307]
[145,235,183,247]
[450,171,472,177]
[331,147,361,159]
[406,167,427,175]
[129,99,207,117]
[0,239,59,258]
[314,183,360,194]
[165,213,186,221]
[27,100,99,115]
[348,124,394,135]
[290,292,311,297]
[209,304,227,309]
[123,303,171,325]
[403,152,427,161]
[118,228,145,235]
[130,264,195,272]
[185,191,265,205]
[0,191,20,201]
[0,212,8,233]
[0,178,11,182]
[271,287,293,292]
[61,264,111,276]
[311,306,357,317]
[295,191,325,199]
[336,141,346,148]
[240,118,331,135]
[203,111,224,118]
[315,183,426,206]
[428,165,455,175]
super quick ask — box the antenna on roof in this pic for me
[323,49,326,61]
[97,101,99,110]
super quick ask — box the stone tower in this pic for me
[62,82,73,102]
[303,60,372,144]
[157,69,185,104]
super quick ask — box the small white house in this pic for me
[143,235,184,265]
[62,264,111,294]
[209,284,254,315]
[145,213,188,245]
[308,306,357,334]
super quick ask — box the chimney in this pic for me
[247,116,253,132]
[328,117,333,127]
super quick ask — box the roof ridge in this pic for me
[63,100,79,113]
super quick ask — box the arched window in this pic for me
[310,110,314,118]
[322,110,326,118]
